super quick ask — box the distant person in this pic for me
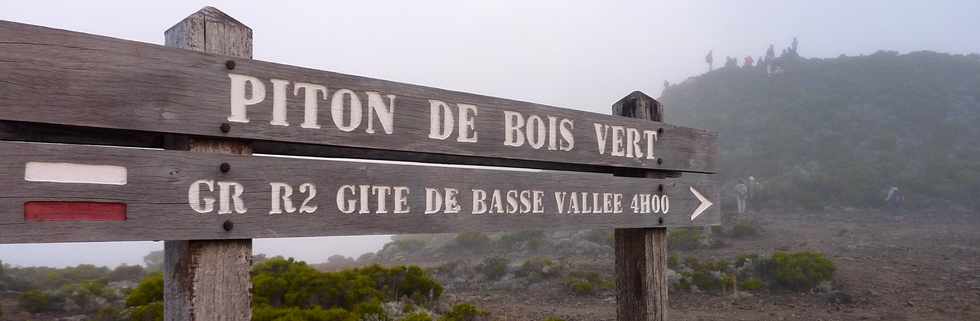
[744,56,754,67]
[885,186,903,208]
[706,50,714,71]
[735,180,749,214]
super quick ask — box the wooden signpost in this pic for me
[0,7,720,321]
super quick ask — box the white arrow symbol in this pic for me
[690,187,713,221]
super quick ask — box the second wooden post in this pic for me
[613,91,670,321]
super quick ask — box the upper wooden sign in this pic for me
[0,141,719,244]
[0,21,717,173]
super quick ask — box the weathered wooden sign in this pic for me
[0,20,717,173]
[0,141,718,244]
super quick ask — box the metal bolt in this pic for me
[658,184,664,193]
[225,60,236,70]
[658,128,664,136]
[220,123,231,133]
[657,158,663,165]
[658,217,664,225]
[219,162,230,173]
[222,220,234,231]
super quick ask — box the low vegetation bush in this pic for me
[730,220,761,238]
[453,232,491,252]
[440,303,488,321]
[673,251,835,293]
[669,228,703,251]
[125,257,446,321]
[739,277,764,291]
[562,271,612,296]
[667,254,680,270]
[676,257,732,291]
[384,239,428,254]
[496,230,546,251]
[252,306,358,321]
[18,289,55,313]
[477,256,510,281]
[769,251,835,290]
[126,273,164,321]
[402,312,435,321]
[515,257,560,281]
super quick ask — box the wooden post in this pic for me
[613,91,669,321]
[163,7,253,321]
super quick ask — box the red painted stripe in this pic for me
[24,202,127,222]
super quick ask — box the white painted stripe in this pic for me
[24,162,127,185]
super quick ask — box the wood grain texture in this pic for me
[613,92,674,321]
[0,141,720,244]
[163,8,252,321]
[164,239,252,321]
[0,20,717,173]
[615,228,667,321]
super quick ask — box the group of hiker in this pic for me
[731,175,905,214]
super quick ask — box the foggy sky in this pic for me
[1,0,978,267]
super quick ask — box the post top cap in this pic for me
[167,6,251,34]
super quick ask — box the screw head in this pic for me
[225,60,236,70]
[658,217,664,225]
[219,162,230,173]
[220,123,231,133]
[222,220,234,231]
[657,158,664,165]
[658,184,664,193]
[658,128,664,136]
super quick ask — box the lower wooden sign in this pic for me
[0,141,719,243]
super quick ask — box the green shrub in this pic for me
[126,273,164,321]
[252,258,443,310]
[439,303,488,321]
[403,312,435,321]
[477,256,509,281]
[565,279,594,295]
[515,257,560,281]
[730,221,760,238]
[496,230,546,251]
[90,307,124,321]
[353,300,388,321]
[383,239,427,253]
[252,306,358,321]
[769,252,835,290]
[667,254,680,269]
[61,280,117,313]
[109,264,146,282]
[454,232,491,251]
[129,302,163,321]
[669,228,703,251]
[677,258,731,292]
[739,277,764,291]
[562,271,612,296]
[126,273,163,307]
[18,289,54,313]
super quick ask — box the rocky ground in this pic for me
[430,208,980,321]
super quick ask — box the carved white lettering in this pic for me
[228,74,266,123]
